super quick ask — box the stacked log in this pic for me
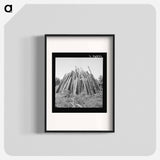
[56,67,100,95]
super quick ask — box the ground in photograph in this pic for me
[55,90,102,108]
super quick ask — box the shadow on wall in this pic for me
[34,36,45,133]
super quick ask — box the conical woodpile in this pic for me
[56,67,100,95]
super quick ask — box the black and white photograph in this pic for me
[52,53,107,112]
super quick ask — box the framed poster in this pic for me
[45,34,115,132]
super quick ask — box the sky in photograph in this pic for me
[55,58,103,79]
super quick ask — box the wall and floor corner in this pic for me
[4,4,156,156]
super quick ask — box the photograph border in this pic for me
[45,34,115,132]
[52,52,107,113]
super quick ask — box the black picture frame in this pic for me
[45,34,115,132]
[52,52,107,113]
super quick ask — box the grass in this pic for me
[55,90,103,108]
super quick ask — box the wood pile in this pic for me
[56,67,100,95]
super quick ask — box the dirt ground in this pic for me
[55,91,103,108]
